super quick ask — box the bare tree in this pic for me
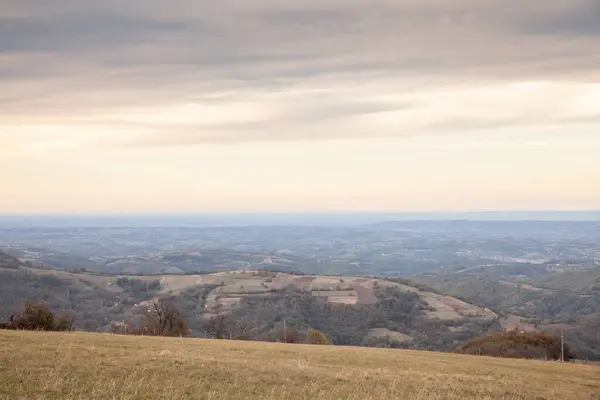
[140,299,189,337]
[272,325,305,343]
[13,301,55,331]
[203,314,229,339]
[54,311,76,331]
[230,316,254,340]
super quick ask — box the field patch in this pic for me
[420,292,465,320]
[500,314,538,332]
[352,281,378,304]
[325,290,358,305]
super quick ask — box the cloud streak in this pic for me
[1,0,600,149]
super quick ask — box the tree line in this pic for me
[0,290,574,360]
[0,297,334,345]
[0,301,75,332]
[457,329,575,361]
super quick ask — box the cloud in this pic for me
[0,12,199,53]
[518,0,600,36]
[1,0,600,149]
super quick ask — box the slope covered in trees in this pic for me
[0,267,505,352]
[413,272,600,360]
[0,250,21,269]
[457,330,575,361]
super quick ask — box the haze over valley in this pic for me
[2,214,600,360]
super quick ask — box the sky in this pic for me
[1,0,600,213]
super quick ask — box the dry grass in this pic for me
[326,294,357,305]
[1,331,599,400]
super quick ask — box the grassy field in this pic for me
[1,331,599,400]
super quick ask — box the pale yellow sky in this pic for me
[2,126,600,213]
[1,0,600,213]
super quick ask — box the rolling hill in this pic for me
[0,250,21,269]
[1,330,598,400]
[412,268,600,359]
[0,265,501,350]
[533,267,600,292]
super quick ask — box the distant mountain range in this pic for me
[1,210,600,228]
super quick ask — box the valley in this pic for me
[1,218,600,359]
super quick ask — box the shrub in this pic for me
[54,312,76,331]
[13,301,55,331]
[268,325,306,344]
[4,301,76,332]
[307,328,329,345]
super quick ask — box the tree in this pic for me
[268,324,306,344]
[230,316,256,340]
[139,299,189,337]
[203,314,229,339]
[0,318,12,330]
[54,312,76,331]
[13,301,55,331]
[4,301,76,332]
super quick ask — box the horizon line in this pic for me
[1,210,600,225]
[2,210,600,215]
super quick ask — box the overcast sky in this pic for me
[1,0,599,213]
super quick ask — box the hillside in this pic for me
[412,271,600,359]
[1,330,599,400]
[0,267,501,350]
[533,267,600,292]
[0,251,21,269]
